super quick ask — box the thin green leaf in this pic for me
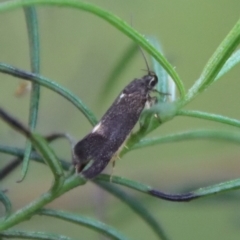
[0,230,73,240]
[21,6,41,182]
[39,208,131,240]
[96,182,170,240]
[183,18,240,105]
[100,43,138,104]
[96,174,151,193]
[0,190,12,219]
[20,141,32,181]
[177,110,240,128]
[0,0,185,98]
[96,174,195,202]
[0,63,97,125]
[24,7,40,73]
[148,37,169,101]
[96,174,240,202]
[151,178,240,201]
[132,129,240,150]
[193,178,240,198]
[215,49,240,81]
[31,134,65,192]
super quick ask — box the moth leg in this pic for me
[147,95,158,108]
[151,89,170,96]
[147,95,162,123]
[150,90,170,123]
[110,156,121,182]
[110,161,115,182]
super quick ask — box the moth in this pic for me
[73,63,158,179]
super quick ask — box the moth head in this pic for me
[143,71,158,90]
[123,72,158,95]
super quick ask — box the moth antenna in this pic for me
[138,46,151,75]
[130,16,151,75]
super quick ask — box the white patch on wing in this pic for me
[120,93,125,99]
[92,122,101,133]
[116,92,126,104]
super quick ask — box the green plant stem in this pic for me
[0,191,56,230]
[31,134,65,192]
[21,6,41,181]
[0,190,12,219]
[148,37,168,101]
[0,230,73,240]
[96,174,240,202]
[24,7,40,73]
[0,174,85,231]
[177,110,240,128]
[131,129,240,151]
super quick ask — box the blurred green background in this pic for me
[1,0,240,239]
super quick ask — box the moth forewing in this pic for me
[73,73,158,179]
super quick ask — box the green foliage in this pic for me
[0,1,240,240]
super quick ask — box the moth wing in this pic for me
[80,134,122,179]
[81,153,112,179]
[73,132,108,173]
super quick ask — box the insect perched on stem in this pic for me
[73,50,159,179]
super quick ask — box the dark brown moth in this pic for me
[73,70,158,179]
